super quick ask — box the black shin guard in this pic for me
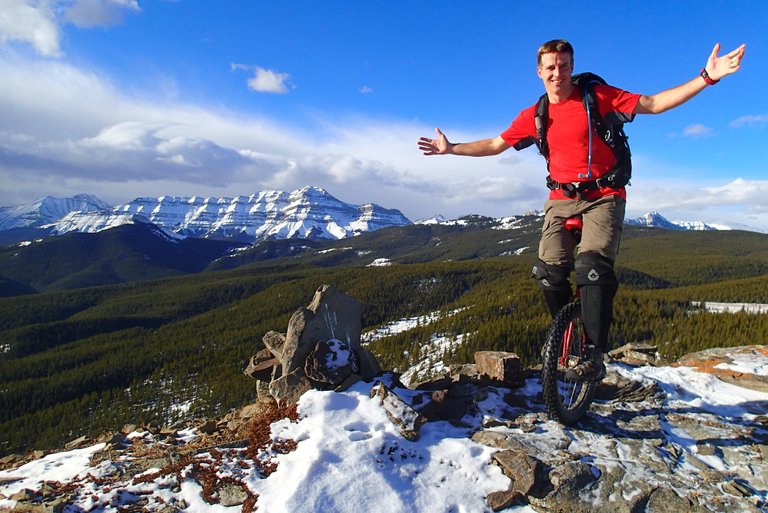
[542,288,573,319]
[578,285,616,352]
[532,259,572,318]
[575,252,618,352]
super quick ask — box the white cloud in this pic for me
[624,173,768,231]
[63,0,140,28]
[0,0,62,56]
[682,123,715,138]
[0,1,141,57]
[247,67,292,94]
[730,114,768,129]
[701,178,768,205]
[1,52,765,230]
[360,86,374,94]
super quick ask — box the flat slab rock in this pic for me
[674,345,768,393]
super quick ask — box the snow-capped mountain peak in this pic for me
[0,194,110,231]
[8,188,412,243]
[625,211,722,231]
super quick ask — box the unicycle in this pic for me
[541,217,598,425]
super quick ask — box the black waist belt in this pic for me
[546,175,624,198]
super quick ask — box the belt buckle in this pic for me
[562,182,577,198]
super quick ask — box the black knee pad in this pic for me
[532,259,572,317]
[531,259,571,291]
[574,252,617,288]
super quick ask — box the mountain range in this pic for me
[0,187,411,246]
[0,189,747,248]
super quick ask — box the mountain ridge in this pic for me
[0,191,758,251]
[1,187,411,244]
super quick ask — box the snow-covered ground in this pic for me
[361,308,465,344]
[2,348,766,513]
[363,309,470,384]
[2,304,767,512]
[692,301,768,314]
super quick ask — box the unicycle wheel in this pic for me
[541,300,597,425]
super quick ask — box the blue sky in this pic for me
[0,0,766,230]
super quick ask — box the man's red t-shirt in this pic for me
[500,85,641,200]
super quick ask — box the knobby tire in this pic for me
[541,300,597,425]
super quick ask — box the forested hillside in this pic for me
[1,225,767,456]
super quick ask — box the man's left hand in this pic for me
[706,43,746,81]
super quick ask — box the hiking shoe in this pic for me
[564,345,606,382]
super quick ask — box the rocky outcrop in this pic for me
[244,285,383,405]
[673,345,768,393]
[373,344,767,512]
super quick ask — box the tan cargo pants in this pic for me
[538,195,626,267]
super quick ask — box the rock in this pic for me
[197,419,218,435]
[722,479,755,498]
[0,453,23,470]
[550,460,597,493]
[609,342,664,366]
[596,371,665,403]
[282,307,311,374]
[472,430,513,449]
[646,486,706,513]
[243,348,278,380]
[10,488,38,501]
[64,435,90,450]
[98,432,128,448]
[269,368,314,406]
[256,379,272,400]
[474,351,525,386]
[217,482,250,506]
[486,485,522,511]
[355,346,383,380]
[282,285,364,376]
[224,399,275,438]
[674,345,768,393]
[120,423,138,435]
[262,330,286,360]
[304,338,359,386]
[261,284,380,403]
[417,384,476,425]
[411,374,455,391]
[370,382,426,441]
[335,373,363,392]
[491,447,540,496]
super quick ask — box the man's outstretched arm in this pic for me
[418,128,510,156]
[635,43,746,115]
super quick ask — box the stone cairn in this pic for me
[244,284,383,405]
[244,284,528,443]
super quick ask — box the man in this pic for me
[418,39,746,381]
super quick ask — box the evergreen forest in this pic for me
[1,222,767,456]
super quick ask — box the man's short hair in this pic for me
[537,39,574,66]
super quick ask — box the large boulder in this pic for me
[282,285,363,375]
[250,284,382,405]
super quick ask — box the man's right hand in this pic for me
[418,128,453,155]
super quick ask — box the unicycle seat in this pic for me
[565,216,583,233]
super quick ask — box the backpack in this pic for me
[533,72,632,190]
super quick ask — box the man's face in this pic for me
[537,51,573,99]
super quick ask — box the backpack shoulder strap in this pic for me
[534,93,550,164]
[576,72,633,185]
[573,73,612,146]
